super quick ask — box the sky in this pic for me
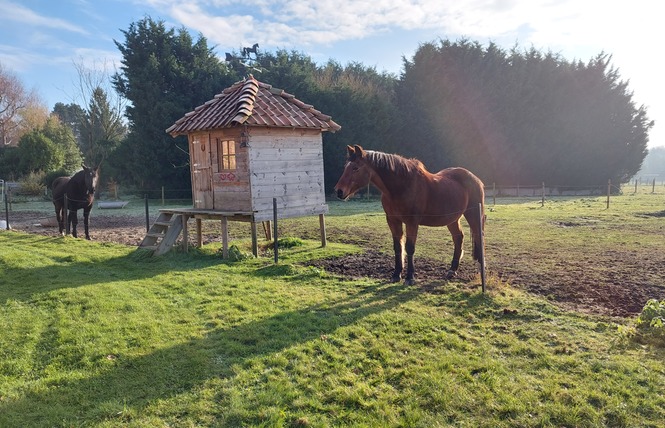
[0,0,662,148]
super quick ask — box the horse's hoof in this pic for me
[404,278,416,286]
[445,270,457,280]
[391,275,402,283]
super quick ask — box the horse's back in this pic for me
[52,177,70,201]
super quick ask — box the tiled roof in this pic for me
[166,75,341,136]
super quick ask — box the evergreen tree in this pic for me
[112,17,233,192]
[397,39,652,186]
[17,131,63,174]
[52,102,85,144]
[79,87,126,166]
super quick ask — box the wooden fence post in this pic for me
[3,186,8,229]
[479,202,486,293]
[64,193,69,235]
[606,179,611,209]
[492,182,496,206]
[273,198,278,263]
[145,194,150,232]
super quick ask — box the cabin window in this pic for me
[217,139,236,170]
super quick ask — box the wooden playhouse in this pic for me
[139,75,341,256]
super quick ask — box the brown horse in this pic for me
[334,145,485,285]
[52,164,99,240]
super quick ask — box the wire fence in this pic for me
[2,180,664,232]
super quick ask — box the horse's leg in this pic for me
[463,208,484,263]
[55,204,64,235]
[386,217,404,282]
[446,220,464,279]
[83,208,91,240]
[404,222,419,286]
[69,210,78,238]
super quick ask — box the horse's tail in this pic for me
[457,169,485,263]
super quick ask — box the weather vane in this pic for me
[225,43,262,73]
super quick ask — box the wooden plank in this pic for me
[251,182,324,198]
[247,159,323,174]
[154,214,183,256]
[250,134,320,147]
[253,203,329,222]
[249,147,323,161]
[250,170,324,186]
[252,193,327,211]
[214,190,252,211]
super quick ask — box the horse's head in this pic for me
[334,145,372,200]
[82,164,99,196]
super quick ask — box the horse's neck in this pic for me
[70,177,86,193]
[370,167,410,197]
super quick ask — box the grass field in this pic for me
[1,188,664,427]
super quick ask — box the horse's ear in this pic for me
[346,145,357,160]
[353,145,365,159]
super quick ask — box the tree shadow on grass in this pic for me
[0,233,224,303]
[0,282,418,426]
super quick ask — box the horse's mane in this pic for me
[364,150,427,176]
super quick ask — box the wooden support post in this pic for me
[64,193,69,235]
[319,213,327,247]
[182,215,189,252]
[145,194,150,232]
[263,221,272,241]
[479,202,486,293]
[221,217,228,259]
[606,179,611,209]
[492,182,496,206]
[250,222,258,257]
[196,218,202,247]
[273,198,278,263]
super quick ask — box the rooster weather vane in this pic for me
[225,43,262,73]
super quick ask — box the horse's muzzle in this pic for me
[336,189,345,200]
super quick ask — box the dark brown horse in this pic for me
[52,164,99,240]
[334,145,485,285]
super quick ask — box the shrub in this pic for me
[18,171,47,196]
[44,169,70,190]
[277,237,303,248]
[634,299,665,346]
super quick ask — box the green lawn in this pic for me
[1,189,664,427]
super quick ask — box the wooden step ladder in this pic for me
[138,211,184,255]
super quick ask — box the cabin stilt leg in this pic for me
[251,222,258,257]
[182,215,189,252]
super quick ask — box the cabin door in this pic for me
[190,134,213,209]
